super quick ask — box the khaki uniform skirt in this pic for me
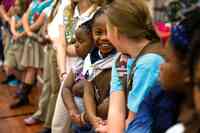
[21,38,44,69]
[3,30,12,57]
[4,38,25,70]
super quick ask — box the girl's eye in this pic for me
[95,30,103,35]
[78,39,84,44]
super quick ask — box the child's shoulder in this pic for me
[136,53,165,68]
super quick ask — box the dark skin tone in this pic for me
[75,27,93,58]
[178,60,200,133]
[159,45,191,92]
[62,70,85,127]
[159,45,200,132]
[84,13,114,129]
[193,60,200,114]
[84,71,111,129]
[92,14,114,57]
[62,26,93,126]
[182,60,200,133]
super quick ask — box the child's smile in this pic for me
[92,13,114,56]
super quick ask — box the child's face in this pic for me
[159,48,191,91]
[75,27,93,58]
[92,14,114,56]
[106,18,128,54]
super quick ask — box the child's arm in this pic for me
[62,70,76,111]
[61,70,83,126]
[84,80,104,129]
[56,25,67,75]
[108,91,126,133]
[22,8,47,36]
[22,11,32,35]
[29,12,47,32]
[107,56,127,133]
[0,5,11,23]
[97,98,109,119]
[10,17,18,37]
[10,16,26,40]
[56,25,77,77]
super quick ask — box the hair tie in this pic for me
[171,23,190,48]
[154,21,171,46]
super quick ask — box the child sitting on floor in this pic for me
[104,0,180,133]
[83,8,116,130]
[61,23,94,131]
[62,8,116,132]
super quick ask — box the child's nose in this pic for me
[75,43,79,48]
[100,34,108,41]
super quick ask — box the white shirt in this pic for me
[47,0,69,39]
[73,5,100,30]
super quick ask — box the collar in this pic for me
[74,5,100,29]
[74,4,97,18]
[98,50,104,59]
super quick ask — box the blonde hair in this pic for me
[107,0,158,40]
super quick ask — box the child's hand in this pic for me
[27,31,34,37]
[59,72,68,81]
[116,54,128,79]
[42,34,52,44]
[13,35,19,41]
[111,54,128,91]
[13,33,22,41]
[95,123,108,133]
[69,111,83,127]
[92,117,106,129]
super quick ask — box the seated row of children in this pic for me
[0,0,200,133]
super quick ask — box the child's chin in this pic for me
[100,48,112,55]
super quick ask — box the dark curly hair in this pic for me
[170,6,200,59]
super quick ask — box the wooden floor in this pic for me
[0,69,43,133]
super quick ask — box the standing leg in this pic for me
[10,67,36,108]
[24,46,51,125]
[40,48,60,133]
